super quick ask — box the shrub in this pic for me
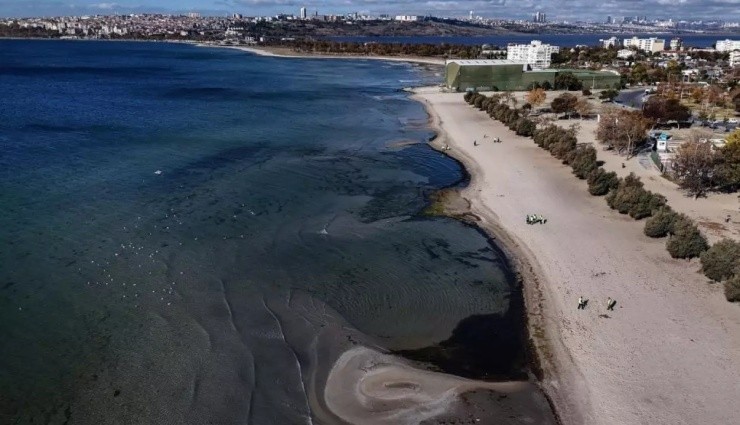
[643,206,678,237]
[481,98,492,111]
[606,173,643,214]
[551,93,578,115]
[464,92,475,103]
[570,146,598,179]
[516,119,536,137]
[629,191,666,220]
[506,109,520,125]
[473,94,487,109]
[550,134,577,160]
[587,168,619,196]
[725,274,740,302]
[666,216,709,259]
[700,239,740,282]
[582,89,592,96]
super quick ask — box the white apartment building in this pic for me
[623,37,665,53]
[730,51,740,67]
[300,7,307,19]
[506,40,559,69]
[600,36,620,48]
[394,15,421,22]
[670,38,683,51]
[716,39,740,52]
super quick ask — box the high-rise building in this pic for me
[670,38,683,51]
[300,7,307,20]
[533,12,546,23]
[187,12,200,19]
[506,40,559,69]
[469,11,473,20]
[606,16,613,24]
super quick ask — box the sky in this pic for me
[0,0,739,22]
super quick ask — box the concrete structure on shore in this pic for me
[444,60,620,92]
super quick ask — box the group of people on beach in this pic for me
[473,135,501,146]
[578,296,617,311]
[526,214,547,224]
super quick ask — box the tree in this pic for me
[714,141,740,192]
[575,98,593,117]
[551,93,578,117]
[666,216,709,259]
[473,94,487,110]
[570,145,598,179]
[554,72,583,90]
[630,63,649,84]
[595,108,650,156]
[526,88,547,107]
[671,140,718,197]
[599,88,619,102]
[700,239,740,282]
[732,89,740,113]
[587,168,619,195]
[725,273,740,302]
[515,119,537,137]
[727,129,740,146]
[606,173,643,214]
[642,96,691,122]
[644,206,678,237]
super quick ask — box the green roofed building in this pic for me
[445,59,621,92]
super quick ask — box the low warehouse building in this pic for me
[444,59,621,92]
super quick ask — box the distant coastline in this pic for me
[201,43,447,65]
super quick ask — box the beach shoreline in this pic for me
[412,87,740,425]
[413,91,575,423]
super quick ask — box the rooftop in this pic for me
[446,59,527,66]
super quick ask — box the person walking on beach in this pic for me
[607,297,616,311]
[577,296,585,310]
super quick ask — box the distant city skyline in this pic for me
[1,0,739,22]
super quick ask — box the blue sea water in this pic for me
[0,40,550,424]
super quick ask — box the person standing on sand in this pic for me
[607,297,616,311]
[578,297,585,310]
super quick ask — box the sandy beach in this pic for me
[413,87,740,424]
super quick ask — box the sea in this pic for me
[0,40,554,424]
